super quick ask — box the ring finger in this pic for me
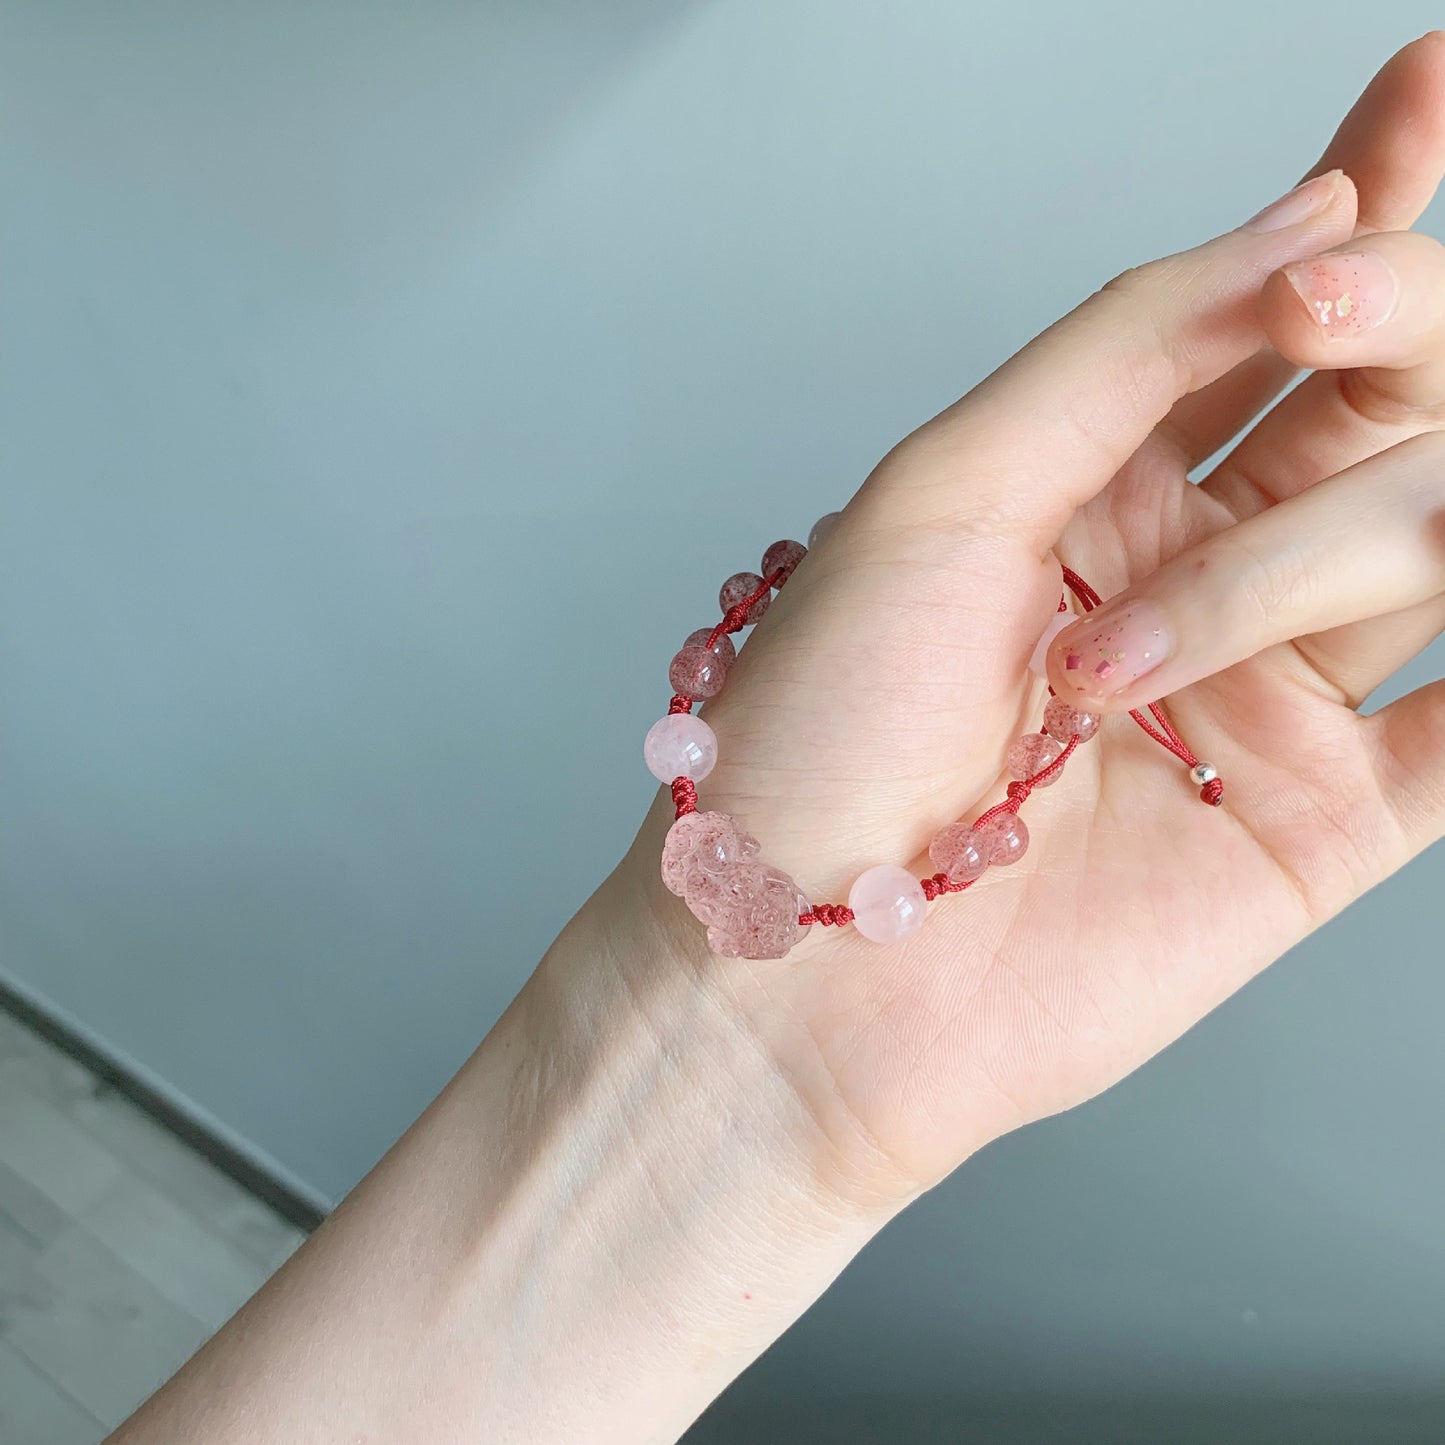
[1198,229,1445,701]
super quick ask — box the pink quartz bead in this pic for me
[705,864,810,960]
[1029,611,1074,678]
[847,864,928,944]
[808,511,842,549]
[975,812,1029,866]
[719,571,771,624]
[1043,696,1100,743]
[761,538,807,584]
[928,823,988,885]
[643,713,718,783]
[660,811,755,896]
[684,627,737,665]
[1007,732,1064,786]
[669,641,729,698]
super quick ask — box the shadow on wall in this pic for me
[684,1391,1445,1444]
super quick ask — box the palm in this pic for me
[683,447,1411,1196]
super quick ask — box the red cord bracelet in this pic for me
[644,511,1222,959]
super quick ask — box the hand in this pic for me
[610,34,1445,1204]
[116,38,1445,1445]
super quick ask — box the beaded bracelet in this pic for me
[644,511,1222,961]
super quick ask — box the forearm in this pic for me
[110,860,901,1444]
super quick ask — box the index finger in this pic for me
[861,172,1357,547]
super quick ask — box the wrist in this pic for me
[486,853,901,1440]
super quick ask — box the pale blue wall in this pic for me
[3,2,1443,1434]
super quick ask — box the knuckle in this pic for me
[1335,368,1445,430]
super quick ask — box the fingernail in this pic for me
[1280,250,1398,336]
[1242,171,1341,233]
[1052,600,1171,701]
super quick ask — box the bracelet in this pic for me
[644,511,1223,960]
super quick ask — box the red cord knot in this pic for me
[1200,776,1224,807]
[667,694,693,715]
[670,776,698,817]
[802,902,854,927]
[721,603,753,633]
[1006,780,1031,803]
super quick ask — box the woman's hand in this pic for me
[116,36,1445,1445]
[607,33,1445,1205]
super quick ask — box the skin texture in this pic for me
[111,35,1445,1445]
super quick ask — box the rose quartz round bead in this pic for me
[847,864,928,944]
[928,823,988,885]
[719,572,771,624]
[643,713,718,783]
[808,511,842,549]
[975,812,1029,866]
[761,538,807,584]
[1007,733,1064,786]
[1043,696,1100,743]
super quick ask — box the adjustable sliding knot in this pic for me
[670,777,698,816]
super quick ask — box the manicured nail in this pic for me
[1242,171,1341,233]
[1052,600,1171,701]
[1280,250,1398,336]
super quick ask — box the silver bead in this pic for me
[1189,761,1218,787]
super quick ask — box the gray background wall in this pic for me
[2,2,1443,1439]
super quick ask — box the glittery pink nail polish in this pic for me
[1054,601,1170,700]
[1280,251,1397,336]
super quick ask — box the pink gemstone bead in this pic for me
[705,864,810,960]
[1007,732,1064,786]
[1043,696,1100,743]
[660,811,754,896]
[847,864,928,944]
[808,511,842,549]
[928,823,988,885]
[719,572,771,624]
[684,628,736,665]
[669,642,729,698]
[1029,611,1074,678]
[643,713,718,783]
[975,812,1029,866]
[761,538,807,584]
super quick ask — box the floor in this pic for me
[0,1009,308,1444]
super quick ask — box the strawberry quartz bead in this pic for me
[669,628,735,699]
[975,812,1029,866]
[1043,696,1100,743]
[719,572,771,624]
[761,539,807,584]
[848,864,928,944]
[703,863,810,960]
[928,823,988,885]
[1007,732,1064,786]
[660,811,757,896]
[660,812,808,959]
[643,714,718,783]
